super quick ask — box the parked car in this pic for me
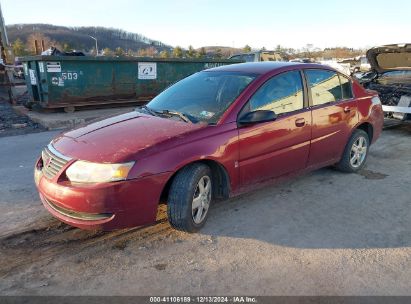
[358,44,411,121]
[229,51,283,62]
[34,62,384,232]
[289,58,314,63]
[340,56,371,74]
[319,60,351,76]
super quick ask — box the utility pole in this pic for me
[89,35,98,56]
[0,2,15,104]
[0,2,9,64]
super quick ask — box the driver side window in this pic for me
[248,70,304,115]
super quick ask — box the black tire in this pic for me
[167,163,212,232]
[336,129,370,173]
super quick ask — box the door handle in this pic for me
[295,118,305,127]
[344,106,351,113]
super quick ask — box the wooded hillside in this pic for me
[7,24,171,54]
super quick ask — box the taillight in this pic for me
[371,96,381,105]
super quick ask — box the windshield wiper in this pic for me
[159,110,193,123]
[137,106,194,123]
[137,105,160,117]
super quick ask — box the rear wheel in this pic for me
[336,129,369,173]
[167,164,212,232]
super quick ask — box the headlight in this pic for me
[66,161,135,183]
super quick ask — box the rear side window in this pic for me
[339,75,353,99]
[305,69,342,105]
[248,70,304,115]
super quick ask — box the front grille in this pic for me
[41,194,113,221]
[41,144,71,180]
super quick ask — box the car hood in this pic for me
[52,111,206,163]
[366,44,411,73]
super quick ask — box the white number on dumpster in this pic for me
[61,72,78,81]
[29,69,37,85]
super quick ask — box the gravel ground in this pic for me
[0,124,410,296]
[0,90,46,137]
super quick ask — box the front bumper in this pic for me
[35,168,171,230]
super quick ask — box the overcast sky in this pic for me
[2,0,410,50]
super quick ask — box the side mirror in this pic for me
[238,110,277,127]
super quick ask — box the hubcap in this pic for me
[350,136,367,168]
[192,176,212,224]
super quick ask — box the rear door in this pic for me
[304,69,358,168]
[238,70,312,186]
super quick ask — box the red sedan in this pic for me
[35,62,384,232]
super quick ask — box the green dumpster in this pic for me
[20,56,240,111]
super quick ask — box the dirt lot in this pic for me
[0,100,46,138]
[0,124,410,295]
[0,85,46,137]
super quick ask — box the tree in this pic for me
[198,47,206,58]
[12,39,27,56]
[136,48,146,57]
[287,48,296,55]
[187,45,196,58]
[62,42,74,52]
[159,50,170,58]
[136,47,157,57]
[114,47,125,56]
[243,44,251,52]
[145,47,157,57]
[301,43,314,58]
[172,46,184,58]
[126,49,136,56]
[103,48,114,56]
[214,48,222,59]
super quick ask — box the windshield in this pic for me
[146,71,256,124]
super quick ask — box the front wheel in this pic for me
[336,129,370,173]
[167,164,212,232]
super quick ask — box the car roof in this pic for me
[206,62,329,74]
